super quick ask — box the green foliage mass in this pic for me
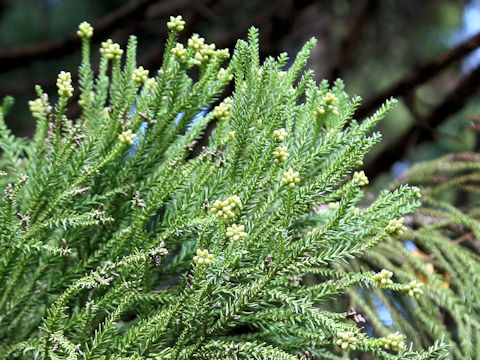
[0,17,448,359]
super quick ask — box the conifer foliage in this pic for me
[0,17,448,359]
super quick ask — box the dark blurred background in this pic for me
[0,0,479,183]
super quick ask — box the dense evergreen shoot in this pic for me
[0,17,448,359]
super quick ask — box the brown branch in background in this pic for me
[469,115,480,151]
[0,0,177,74]
[403,93,423,124]
[365,64,480,178]
[356,30,480,119]
[328,0,379,82]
